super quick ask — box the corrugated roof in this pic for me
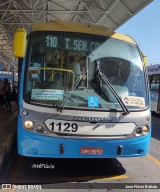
[0,0,153,70]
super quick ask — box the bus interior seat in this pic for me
[102,85,129,103]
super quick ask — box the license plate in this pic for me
[80,147,103,155]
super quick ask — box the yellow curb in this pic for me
[96,175,128,180]
[147,154,160,165]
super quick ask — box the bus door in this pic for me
[149,75,160,113]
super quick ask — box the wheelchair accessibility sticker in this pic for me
[88,96,99,107]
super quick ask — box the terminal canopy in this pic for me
[0,0,153,70]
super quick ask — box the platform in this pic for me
[0,102,17,175]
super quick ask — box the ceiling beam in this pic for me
[0,9,105,13]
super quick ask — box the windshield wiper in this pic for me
[55,71,87,112]
[96,63,129,115]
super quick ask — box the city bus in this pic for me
[147,64,160,113]
[13,20,151,158]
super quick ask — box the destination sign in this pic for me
[45,35,102,52]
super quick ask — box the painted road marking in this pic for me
[67,175,128,182]
[95,175,128,180]
[147,154,160,165]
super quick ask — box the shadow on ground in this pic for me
[1,142,126,184]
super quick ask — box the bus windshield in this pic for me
[24,31,147,111]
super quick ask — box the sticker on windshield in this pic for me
[88,96,99,107]
[28,67,39,79]
[31,89,64,100]
[121,96,145,108]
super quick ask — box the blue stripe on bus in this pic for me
[17,116,151,158]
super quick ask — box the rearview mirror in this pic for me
[13,28,27,58]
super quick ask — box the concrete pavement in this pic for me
[0,102,17,176]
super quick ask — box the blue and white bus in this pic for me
[147,64,160,114]
[13,20,151,158]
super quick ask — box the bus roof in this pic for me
[147,64,160,75]
[32,20,137,45]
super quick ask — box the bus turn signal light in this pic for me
[142,125,149,133]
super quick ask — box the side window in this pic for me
[148,76,152,90]
[150,75,160,91]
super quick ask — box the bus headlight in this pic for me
[24,120,33,129]
[135,127,142,134]
[134,125,149,137]
[35,123,44,132]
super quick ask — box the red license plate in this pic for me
[80,147,103,155]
